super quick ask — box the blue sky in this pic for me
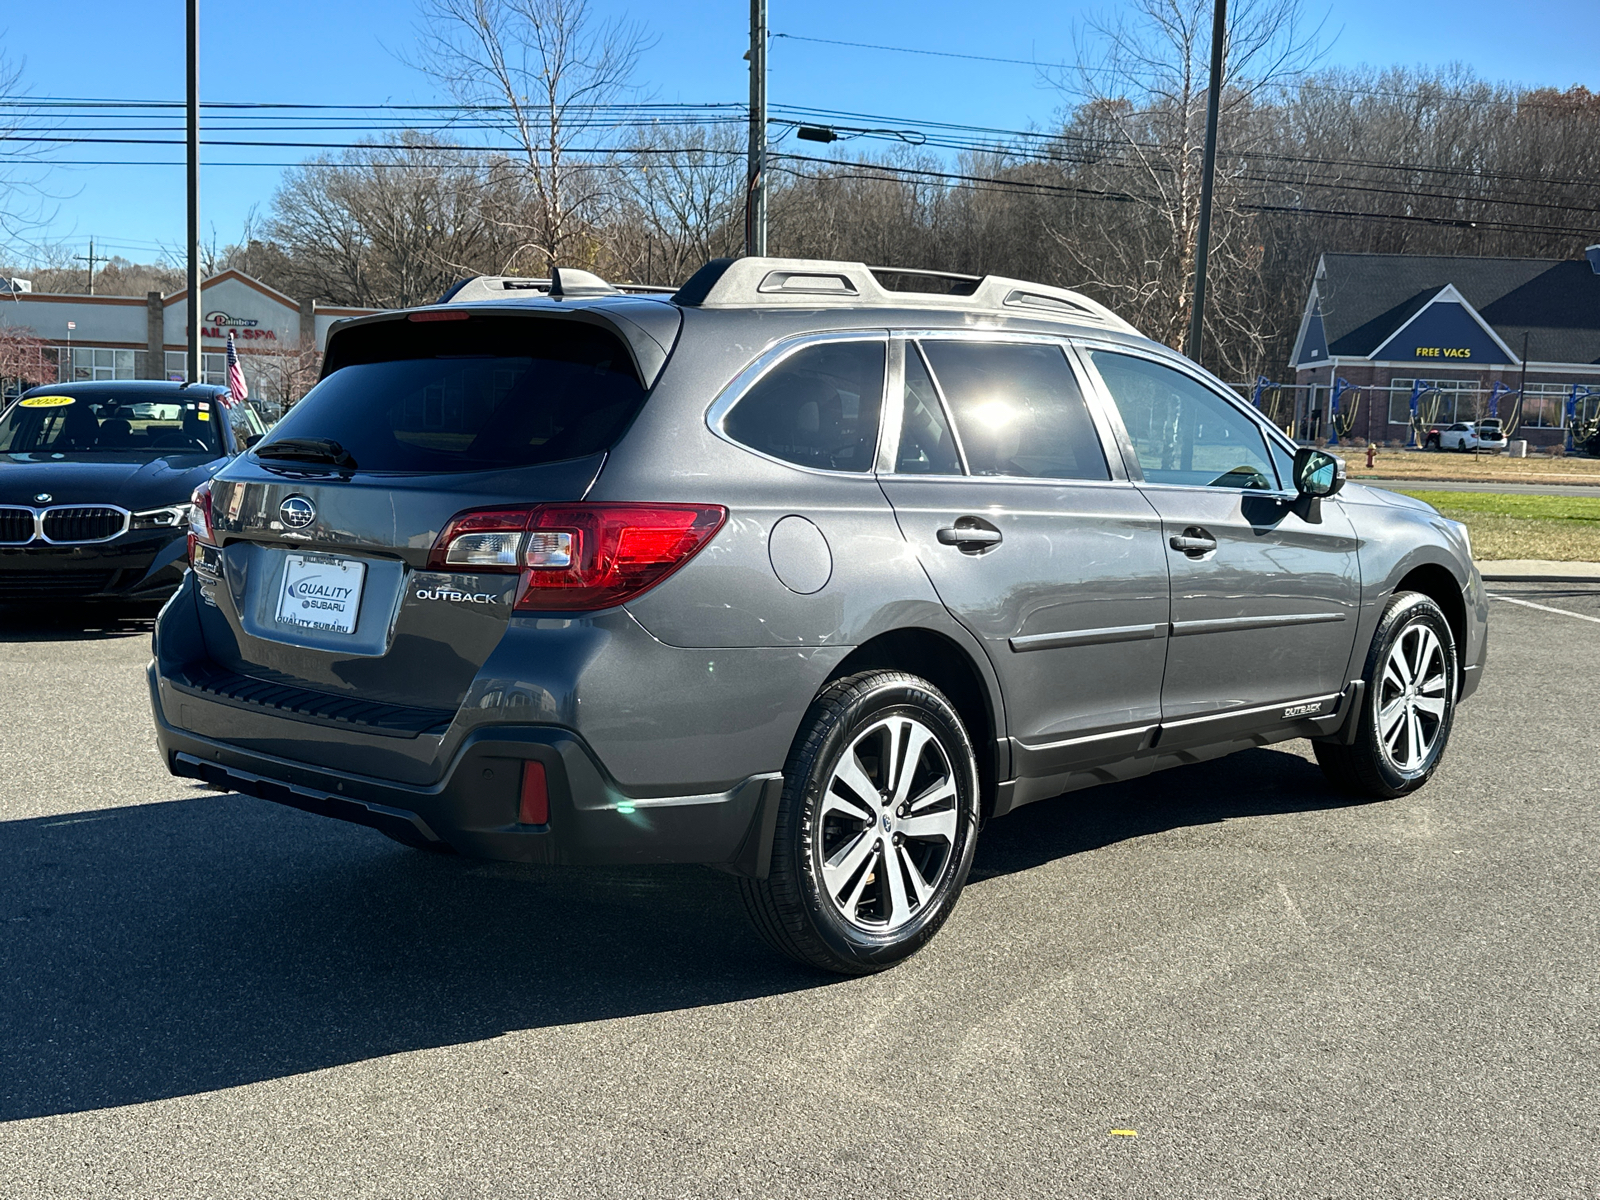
[3,0,1598,270]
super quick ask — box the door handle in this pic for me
[1169,528,1217,557]
[937,524,1003,548]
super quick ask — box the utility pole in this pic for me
[745,0,767,258]
[1517,330,1530,432]
[186,0,201,386]
[1185,0,1227,365]
[73,239,101,295]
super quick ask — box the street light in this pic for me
[65,320,75,383]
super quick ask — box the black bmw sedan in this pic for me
[0,380,266,603]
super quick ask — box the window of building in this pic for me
[1517,383,1575,429]
[57,347,144,382]
[164,350,230,386]
[1387,379,1480,427]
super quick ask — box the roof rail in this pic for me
[671,257,1139,334]
[438,267,674,305]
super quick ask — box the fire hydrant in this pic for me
[1365,444,1377,469]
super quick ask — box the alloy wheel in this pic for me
[1377,622,1449,772]
[815,715,961,933]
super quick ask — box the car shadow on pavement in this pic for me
[0,746,1363,1122]
[0,602,160,642]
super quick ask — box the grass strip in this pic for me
[1394,490,1600,562]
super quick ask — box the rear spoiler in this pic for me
[321,297,683,389]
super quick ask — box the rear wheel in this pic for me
[740,671,980,975]
[1315,591,1457,798]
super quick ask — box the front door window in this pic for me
[1089,350,1279,491]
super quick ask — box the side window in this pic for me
[895,343,962,475]
[722,340,885,473]
[1088,351,1276,490]
[918,341,1110,480]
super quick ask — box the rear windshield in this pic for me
[0,391,222,456]
[259,316,647,473]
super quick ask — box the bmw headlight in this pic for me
[130,504,192,531]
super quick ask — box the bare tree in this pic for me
[611,123,744,284]
[0,45,56,260]
[0,321,50,395]
[1045,0,1324,375]
[414,0,651,272]
[268,134,506,307]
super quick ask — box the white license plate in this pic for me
[275,552,366,635]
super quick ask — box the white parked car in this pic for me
[1426,421,1507,452]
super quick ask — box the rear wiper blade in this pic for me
[254,437,358,469]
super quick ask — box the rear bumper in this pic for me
[151,662,784,873]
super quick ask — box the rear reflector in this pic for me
[519,760,550,826]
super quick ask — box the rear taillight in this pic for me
[427,503,727,612]
[188,480,215,566]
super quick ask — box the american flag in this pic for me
[224,331,248,408]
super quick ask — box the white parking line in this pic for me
[1487,593,1600,624]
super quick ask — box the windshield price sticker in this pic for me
[275,553,366,635]
[19,396,75,408]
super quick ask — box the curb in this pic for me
[1476,560,1600,584]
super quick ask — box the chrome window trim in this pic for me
[1070,336,1301,493]
[704,330,891,479]
[0,504,134,546]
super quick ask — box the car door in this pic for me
[877,335,1171,782]
[1077,345,1361,746]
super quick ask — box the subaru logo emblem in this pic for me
[882,813,893,833]
[33,493,51,503]
[279,495,316,529]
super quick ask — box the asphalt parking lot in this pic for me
[1,586,1596,1199]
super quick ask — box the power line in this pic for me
[770,31,1600,112]
[773,32,1070,71]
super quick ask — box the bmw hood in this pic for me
[0,453,221,510]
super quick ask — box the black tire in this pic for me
[740,670,981,975]
[1315,591,1457,799]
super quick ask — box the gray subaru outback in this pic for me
[150,257,1487,974]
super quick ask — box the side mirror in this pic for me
[1290,448,1344,523]
[1293,447,1345,498]
[244,433,265,448]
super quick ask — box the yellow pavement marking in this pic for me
[1109,1129,1138,1137]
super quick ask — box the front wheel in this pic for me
[1315,591,1457,799]
[740,671,980,975]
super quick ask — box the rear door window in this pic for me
[895,343,963,475]
[721,339,886,473]
[918,340,1110,480]
[257,316,647,473]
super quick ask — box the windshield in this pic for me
[259,316,647,473]
[0,392,222,456]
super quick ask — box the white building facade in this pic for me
[0,271,376,413]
